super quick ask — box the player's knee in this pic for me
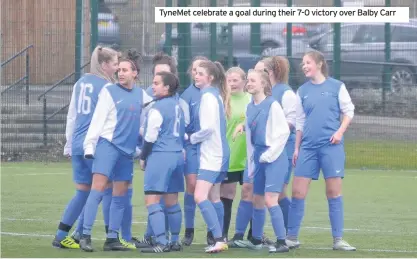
[220,183,236,199]
[186,176,196,193]
[76,183,91,191]
[252,194,265,209]
[291,177,310,199]
[194,193,205,204]
[91,173,109,191]
[278,185,288,201]
[164,193,178,207]
[241,183,253,201]
[145,194,161,206]
[112,181,129,196]
[325,177,342,198]
[291,188,307,199]
[264,192,279,208]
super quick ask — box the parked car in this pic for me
[158,1,325,59]
[284,23,332,38]
[266,20,417,92]
[98,0,121,49]
[158,23,310,63]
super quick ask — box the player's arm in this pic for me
[337,83,355,134]
[139,108,163,161]
[294,91,305,151]
[178,97,190,128]
[260,101,290,163]
[83,88,114,158]
[140,89,154,126]
[245,119,255,178]
[281,90,297,130]
[189,93,216,145]
[134,135,143,159]
[63,84,77,156]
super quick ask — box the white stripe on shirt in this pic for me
[179,98,190,127]
[83,87,116,155]
[144,108,163,143]
[260,101,290,163]
[281,90,297,128]
[63,84,77,155]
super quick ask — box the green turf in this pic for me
[1,162,417,257]
[345,140,417,170]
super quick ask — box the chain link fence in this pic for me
[1,0,416,170]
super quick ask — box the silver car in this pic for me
[266,20,417,92]
[98,2,121,49]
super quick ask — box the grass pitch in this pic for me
[1,161,416,257]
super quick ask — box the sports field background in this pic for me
[1,139,417,258]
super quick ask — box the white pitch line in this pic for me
[2,172,416,179]
[1,172,68,176]
[2,218,415,234]
[1,231,416,254]
[0,232,106,241]
[1,165,70,170]
[302,226,417,234]
[2,218,146,225]
[348,174,417,179]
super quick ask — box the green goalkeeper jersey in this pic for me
[227,92,252,172]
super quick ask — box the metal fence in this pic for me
[1,0,416,170]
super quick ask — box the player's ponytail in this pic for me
[90,45,119,83]
[214,61,231,119]
[272,56,289,84]
[261,56,289,85]
[124,48,142,78]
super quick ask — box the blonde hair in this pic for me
[303,50,329,77]
[90,46,119,83]
[187,56,209,79]
[260,56,290,84]
[248,69,272,96]
[226,66,246,80]
[198,60,231,119]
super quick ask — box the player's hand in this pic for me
[134,147,142,159]
[292,148,299,167]
[232,123,245,141]
[330,130,343,144]
[139,159,146,170]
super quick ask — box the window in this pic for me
[392,26,417,42]
[318,25,359,45]
[193,23,209,30]
[353,25,385,43]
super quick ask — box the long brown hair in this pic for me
[260,56,290,84]
[198,60,231,119]
[303,50,329,77]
